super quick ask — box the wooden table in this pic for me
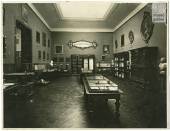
[82,74,122,117]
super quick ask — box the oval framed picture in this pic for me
[140,11,154,43]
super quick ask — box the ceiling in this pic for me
[31,2,141,32]
[56,2,114,21]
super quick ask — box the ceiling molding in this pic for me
[112,3,147,32]
[27,3,51,30]
[50,28,113,32]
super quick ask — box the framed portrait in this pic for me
[38,50,41,60]
[115,40,118,49]
[121,34,124,47]
[42,32,46,46]
[43,51,46,60]
[56,45,63,54]
[36,31,40,43]
[101,55,106,61]
[59,57,64,62]
[103,45,110,54]
[48,39,50,47]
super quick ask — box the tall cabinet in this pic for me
[113,47,158,85]
[112,52,130,79]
[130,47,158,85]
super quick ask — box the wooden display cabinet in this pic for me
[112,52,129,79]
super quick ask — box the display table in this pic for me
[82,74,122,117]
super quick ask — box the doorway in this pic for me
[16,20,32,72]
[71,55,95,74]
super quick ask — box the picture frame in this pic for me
[59,57,64,62]
[121,34,124,47]
[101,55,106,61]
[36,31,40,43]
[103,45,110,54]
[55,45,63,54]
[42,32,46,47]
[43,51,46,60]
[115,40,118,49]
[38,50,41,60]
[48,39,50,47]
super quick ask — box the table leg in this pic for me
[115,97,120,117]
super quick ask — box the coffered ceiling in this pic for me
[29,2,145,32]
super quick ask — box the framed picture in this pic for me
[103,45,110,54]
[48,39,50,47]
[56,45,63,54]
[36,31,40,43]
[59,57,64,62]
[101,55,106,61]
[121,34,124,47]
[115,40,118,49]
[38,50,41,60]
[43,51,46,60]
[42,32,46,46]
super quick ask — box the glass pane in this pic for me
[84,58,88,70]
[89,58,94,70]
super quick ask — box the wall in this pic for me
[113,4,167,59]
[51,32,113,63]
[3,4,51,72]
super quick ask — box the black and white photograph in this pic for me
[2,1,169,129]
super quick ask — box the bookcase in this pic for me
[113,47,158,83]
[112,52,130,79]
[130,47,158,84]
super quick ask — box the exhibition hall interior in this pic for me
[3,2,167,128]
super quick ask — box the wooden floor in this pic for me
[4,75,166,128]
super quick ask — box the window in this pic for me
[36,31,40,43]
[38,50,41,60]
[115,40,118,49]
[42,32,46,46]
[43,51,45,60]
[48,39,50,47]
[56,45,63,54]
[121,34,124,47]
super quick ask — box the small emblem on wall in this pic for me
[140,11,154,43]
[128,30,134,44]
[68,40,97,49]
